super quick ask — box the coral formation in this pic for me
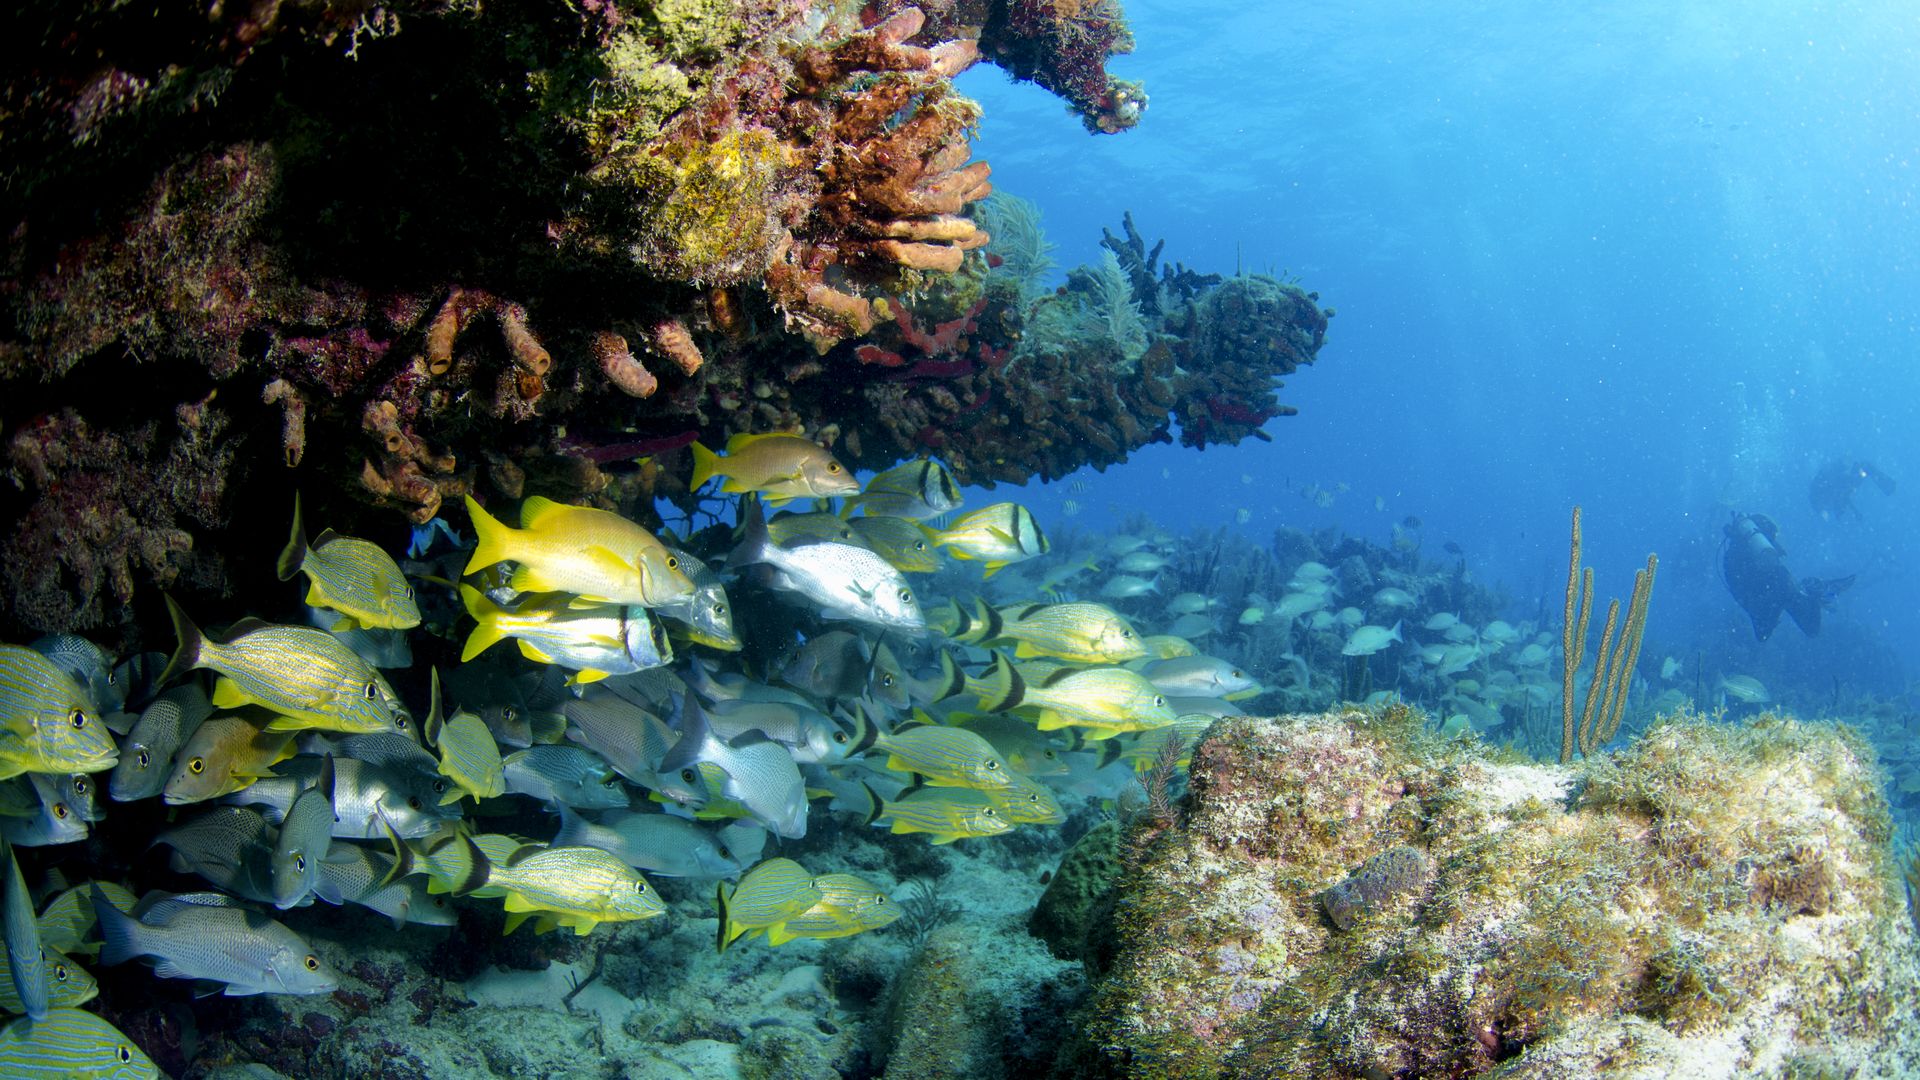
[1055,708,1920,1078]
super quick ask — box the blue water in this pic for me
[957,0,1920,706]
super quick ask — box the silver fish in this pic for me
[501,746,630,810]
[561,690,676,785]
[2,837,46,1021]
[729,502,925,632]
[551,806,745,879]
[658,698,808,838]
[93,887,339,997]
[27,635,121,715]
[780,630,871,701]
[152,807,277,904]
[227,756,456,841]
[270,755,335,909]
[650,548,741,652]
[313,844,456,930]
[110,685,213,802]
[705,698,860,766]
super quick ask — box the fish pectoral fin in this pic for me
[571,669,612,685]
[516,641,556,664]
[581,545,634,577]
[1032,710,1077,732]
[765,922,796,947]
[210,677,251,709]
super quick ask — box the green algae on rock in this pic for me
[1058,708,1920,1079]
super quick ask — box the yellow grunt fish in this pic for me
[477,843,666,935]
[161,711,296,805]
[766,873,900,945]
[463,495,693,608]
[991,602,1146,664]
[716,857,821,951]
[689,433,860,505]
[876,787,1011,844]
[276,493,420,632]
[875,724,1021,792]
[972,655,1176,740]
[161,599,403,737]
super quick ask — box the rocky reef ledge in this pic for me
[1044,708,1920,1079]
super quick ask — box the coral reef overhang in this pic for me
[0,0,1331,640]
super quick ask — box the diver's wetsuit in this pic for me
[1721,513,1853,641]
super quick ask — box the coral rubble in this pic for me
[1055,708,1920,1078]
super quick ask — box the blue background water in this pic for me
[954,0,1920,705]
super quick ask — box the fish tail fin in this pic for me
[725,499,772,570]
[157,594,205,690]
[846,702,881,756]
[462,495,515,576]
[715,883,733,953]
[977,653,1025,712]
[276,491,308,582]
[424,667,446,747]
[90,883,142,966]
[932,650,965,702]
[857,781,884,826]
[689,441,723,492]
[458,586,508,662]
[551,805,587,847]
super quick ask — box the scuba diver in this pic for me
[1808,458,1896,521]
[1721,512,1854,641]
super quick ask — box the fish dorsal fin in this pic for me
[503,844,543,869]
[225,618,275,639]
[519,495,572,528]
[1008,603,1048,623]
[1038,666,1082,689]
[310,528,345,551]
[725,431,798,454]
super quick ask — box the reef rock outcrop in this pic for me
[1056,708,1920,1079]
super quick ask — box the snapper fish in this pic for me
[459,586,671,685]
[689,433,860,506]
[551,806,745,880]
[275,494,420,632]
[502,746,629,810]
[462,495,694,608]
[159,599,404,737]
[91,887,339,996]
[1098,575,1159,600]
[1717,674,1770,704]
[26,635,121,716]
[1341,621,1403,657]
[932,503,1050,577]
[658,697,810,839]
[845,458,964,520]
[1139,656,1262,700]
[161,712,295,806]
[729,502,925,632]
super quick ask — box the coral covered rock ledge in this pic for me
[1054,709,1920,1079]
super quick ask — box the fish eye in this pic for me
[1122,629,1134,638]
[914,541,925,550]
[985,760,1000,770]
[407,796,422,810]
[73,777,88,796]
[107,672,117,685]
[633,880,647,893]
[432,779,447,793]
[666,556,680,570]
[828,463,842,473]
[875,895,888,905]
[52,803,68,819]
[1044,749,1058,760]
[717,845,732,859]
[189,757,206,774]
[295,855,307,871]
[53,962,68,981]
[680,768,697,784]
[403,586,414,599]
[714,604,727,616]
[898,589,911,602]
[432,897,447,908]
[881,674,895,687]
[503,707,517,722]
[395,717,409,731]
[304,955,320,971]
[137,749,151,767]
[1232,670,1244,678]
[68,708,86,728]
[363,682,378,700]
[602,775,620,788]
[118,1046,132,1064]
[833,731,849,744]
[1153,696,1165,707]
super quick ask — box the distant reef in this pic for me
[0,0,1332,640]
[1046,708,1920,1079]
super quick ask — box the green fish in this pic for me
[477,843,667,935]
[847,516,944,574]
[0,1006,158,1078]
[160,599,404,737]
[689,433,860,505]
[932,503,1049,577]
[874,724,1020,792]
[991,602,1147,664]
[766,872,900,945]
[765,511,866,548]
[972,655,1175,740]
[424,669,504,804]
[276,493,420,632]
[716,857,820,951]
[876,787,1011,844]
[844,458,963,520]
[0,647,115,781]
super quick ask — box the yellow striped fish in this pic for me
[0,1006,157,1078]
[981,774,1065,825]
[463,495,693,607]
[766,873,899,945]
[847,516,943,574]
[0,647,115,780]
[480,844,666,935]
[423,670,504,804]
[874,725,1020,792]
[0,944,95,1014]
[716,858,820,951]
[160,599,403,736]
[877,787,1011,844]
[35,883,137,959]
[991,602,1146,664]
[275,493,420,631]
[971,655,1176,739]
[931,503,1049,577]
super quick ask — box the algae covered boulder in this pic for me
[1061,708,1920,1079]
